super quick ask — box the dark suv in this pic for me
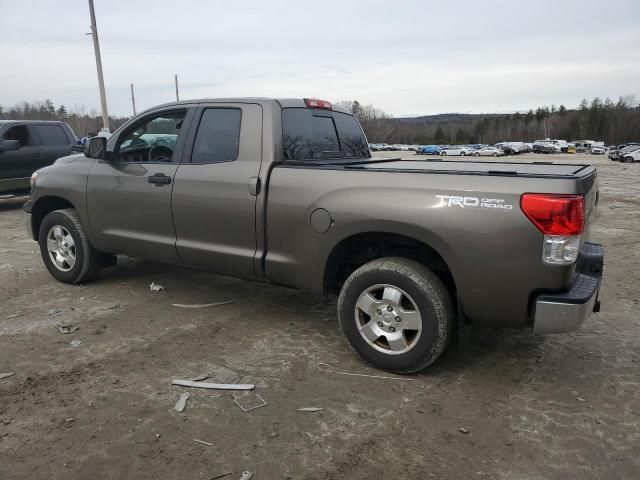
[0,120,77,195]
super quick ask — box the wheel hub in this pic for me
[46,225,76,272]
[354,284,423,355]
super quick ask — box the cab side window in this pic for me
[115,110,187,163]
[2,125,33,148]
[191,108,242,163]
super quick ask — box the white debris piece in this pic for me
[193,438,214,446]
[239,472,253,480]
[174,392,190,412]
[172,300,234,309]
[297,407,323,412]
[149,282,165,292]
[70,340,82,347]
[172,379,254,391]
[0,372,15,380]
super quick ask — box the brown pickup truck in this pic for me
[24,98,604,373]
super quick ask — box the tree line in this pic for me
[3,95,639,146]
[0,99,129,137]
[341,95,640,146]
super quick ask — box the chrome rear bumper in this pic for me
[533,242,604,334]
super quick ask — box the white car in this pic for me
[440,146,472,156]
[590,146,605,155]
[621,147,640,163]
[473,146,504,157]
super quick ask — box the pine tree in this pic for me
[56,105,67,117]
[433,125,445,144]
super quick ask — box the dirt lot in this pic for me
[0,153,638,479]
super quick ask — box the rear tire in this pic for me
[38,209,107,284]
[492,152,498,157]
[441,152,447,156]
[337,257,454,374]
[624,156,634,163]
[460,152,465,156]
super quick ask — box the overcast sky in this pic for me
[2,0,639,117]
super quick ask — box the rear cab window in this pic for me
[282,109,370,161]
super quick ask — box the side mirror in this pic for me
[0,139,20,152]
[84,136,107,160]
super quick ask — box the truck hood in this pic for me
[54,153,88,165]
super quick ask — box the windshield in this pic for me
[282,108,370,161]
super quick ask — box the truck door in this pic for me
[86,108,194,262]
[31,124,74,168]
[0,124,40,187]
[172,103,262,278]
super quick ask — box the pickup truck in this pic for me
[24,98,604,373]
[0,120,78,195]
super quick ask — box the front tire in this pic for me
[38,209,106,284]
[337,258,454,373]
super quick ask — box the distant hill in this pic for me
[396,113,505,124]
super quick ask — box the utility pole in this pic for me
[88,0,110,132]
[175,74,180,101]
[130,83,136,116]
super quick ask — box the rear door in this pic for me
[86,107,195,261]
[31,124,74,168]
[172,102,262,278]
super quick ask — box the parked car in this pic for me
[609,144,639,161]
[533,143,559,154]
[495,142,526,155]
[0,120,78,195]
[473,146,504,157]
[620,147,640,163]
[440,146,471,156]
[25,97,603,373]
[590,146,605,155]
[417,145,441,155]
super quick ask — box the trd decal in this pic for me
[435,195,513,210]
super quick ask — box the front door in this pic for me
[172,103,262,278]
[86,108,193,262]
[0,124,40,190]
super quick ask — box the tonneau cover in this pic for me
[356,160,591,177]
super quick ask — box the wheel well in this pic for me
[31,196,75,240]
[324,232,456,295]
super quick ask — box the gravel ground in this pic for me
[0,153,638,479]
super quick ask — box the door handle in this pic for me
[148,173,172,186]
[248,176,261,196]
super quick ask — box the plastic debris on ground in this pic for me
[149,282,165,292]
[174,392,190,412]
[171,300,234,309]
[57,323,79,334]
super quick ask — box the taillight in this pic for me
[521,194,585,265]
[304,98,332,110]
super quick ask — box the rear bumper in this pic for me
[532,242,604,334]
